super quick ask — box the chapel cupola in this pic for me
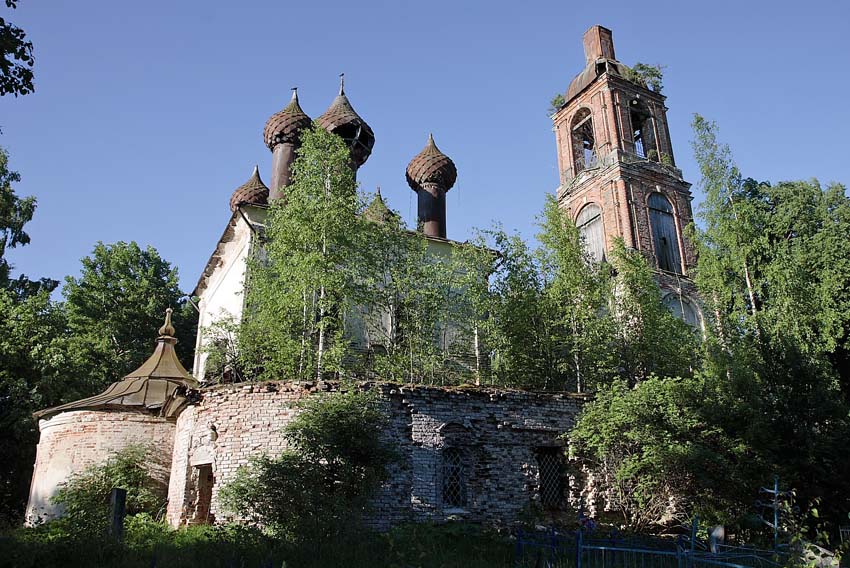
[317,74,375,170]
[264,88,312,200]
[406,134,457,239]
[34,309,198,421]
[229,165,269,212]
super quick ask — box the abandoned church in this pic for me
[25,25,701,528]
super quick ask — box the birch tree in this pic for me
[242,126,364,381]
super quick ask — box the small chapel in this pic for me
[26,25,699,528]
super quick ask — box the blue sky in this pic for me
[2,0,849,294]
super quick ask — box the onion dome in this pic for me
[364,188,399,224]
[263,88,312,150]
[405,134,457,192]
[230,166,269,212]
[34,309,198,421]
[316,74,375,168]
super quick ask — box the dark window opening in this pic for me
[576,204,605,262]
[648,193,682,274]
[536,448,564,509]
[190,464,214,525]
[629,106,656,160]
[571,109,596,174]
[442,448,467,509]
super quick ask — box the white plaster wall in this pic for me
[25,410,174,524]
[194,208,266,380]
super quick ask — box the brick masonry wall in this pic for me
[26,409,174,523]
[166,382,588,529]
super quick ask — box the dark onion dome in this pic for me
[263,88,312,150]
[316,75,375,168]
[363,188,400,224]
[405,134,457,192]
[229,165,269,212]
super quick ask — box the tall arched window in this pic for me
[648,193,682,273]
[570,108,595,174]
[576,204,605,262]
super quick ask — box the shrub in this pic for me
[50,444,168,536]
[220,388,396,538]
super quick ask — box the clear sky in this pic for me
[2,0,849,294]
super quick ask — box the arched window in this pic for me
[648,193,682,273]
[570,108,595,174]
[663,294,700,329]
[629,105,657,159]
[576,204,605,262]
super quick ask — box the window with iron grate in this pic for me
[442,448,467,509]
[536,447,564,509]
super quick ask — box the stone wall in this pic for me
[26,409,175,523]
[166,381,588,529]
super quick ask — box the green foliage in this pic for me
[0,520,512,568]
[239,127,483,384]
[608,240,697,383]
[0,287,67,521]
[50,445,168,536]
[548,93,566,116]
[536,195,616,390]
[481,197,688,392]
[0,1,35,96]
[62,241,196,391]
[624,62,665,93]
[470,200,615,391]
[200,315,254,383]
[688,115,850,528]
[240,126,364,380]
[358,200,468,384]
[220,389,395,538]
[570,375,752,531]
[0,146,36,288]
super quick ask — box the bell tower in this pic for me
[552,25,700,325]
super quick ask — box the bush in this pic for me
[220,388,396,538]
[50,444,168,536]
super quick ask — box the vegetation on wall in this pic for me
[623,62,665,93]
[219,389,396,538]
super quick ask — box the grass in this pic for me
[0,517,517,568]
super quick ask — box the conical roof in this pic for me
[35,309,199,421]
[230,166,269,211]
[263,88,312,150]
[406,134,457,192]
[364,188,399,224]
[316,75,375,167]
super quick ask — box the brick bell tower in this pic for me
[552,25,701,327]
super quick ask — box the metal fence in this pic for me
[514,529,787,568]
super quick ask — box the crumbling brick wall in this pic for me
[166,381,588,529]
[26,409,174,523]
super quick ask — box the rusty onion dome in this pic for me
[316,77,375,168]
[229,166,269,212]
[405,134,457,192]
[263,89,312,150]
